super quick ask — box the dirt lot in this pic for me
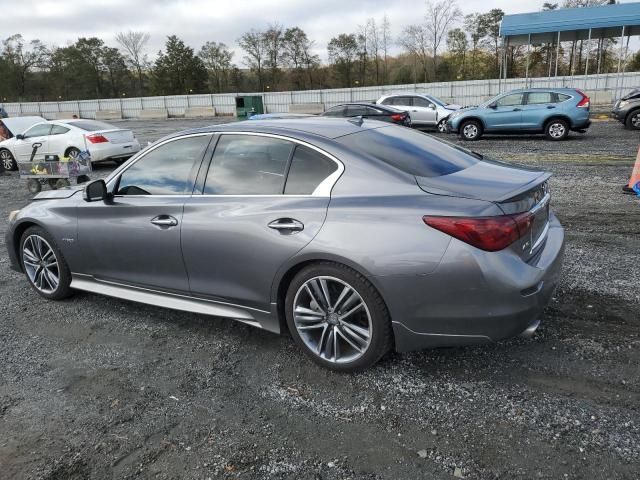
[0,119,639,479]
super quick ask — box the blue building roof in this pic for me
[500,2,640,42]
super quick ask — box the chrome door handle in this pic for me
[268,218,304,232]
[151,215,178,227]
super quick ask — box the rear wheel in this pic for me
[27,179,42,194]
[545,118,569,140]
[65,147,81,160]
[459,120,482,141]
[20,226,73,300]
[0,148,16,170]
[55,178,70,189]
[626,110,640,130]
[285,262,392,372]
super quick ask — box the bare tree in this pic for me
[381,15,392,84]
[367,18,381,85]
[424,0,462,80]
[282,27,319,89]
[263,24,284,88]
[115,31,150,96]
[238,29,267,90]
[400,24,430,83]
[2,34,49,97]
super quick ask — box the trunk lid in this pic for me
[417,159,552,261]
[96,129,135,144]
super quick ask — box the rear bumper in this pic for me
[377,214,565,352]
[571,118,591,131]
[89,140,141,162]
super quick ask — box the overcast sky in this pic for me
[2,0,638,62]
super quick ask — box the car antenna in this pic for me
[348,116,364,126]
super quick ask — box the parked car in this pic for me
[248,113,314,120]
[611,88,640,130]
[447,88,591,141]
[376,93,460,132]
[0,106,8,118]
[321,103,411,126]
[0,116,47,170]
[6,118,564,371]
[0,119,141,170]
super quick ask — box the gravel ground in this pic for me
[0,119,639,479]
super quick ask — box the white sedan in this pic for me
[0,119,141,170]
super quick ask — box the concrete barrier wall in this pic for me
[1,71,638,120]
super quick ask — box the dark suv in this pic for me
[611,88,640,130]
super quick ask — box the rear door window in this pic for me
[556,93,572,103]
[526,92,554,105]
[347,105,368,117]
[337,127,478,178]
[284,145,338,195]
[50,125,70,135]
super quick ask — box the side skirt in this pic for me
[70,274,280,332]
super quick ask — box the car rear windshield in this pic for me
[337,126,479,177]
[68,120,114,131]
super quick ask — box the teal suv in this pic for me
[447,88,591,141]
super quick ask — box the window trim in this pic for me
[108,132,213,197]
[197,132,344,198]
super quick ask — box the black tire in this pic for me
[626,109,640,130]
[0,148,16,171]
[285,262,393,372]
[27,179,42,194]
[47,178,59,190]
[55,178,70,189]
[545,118,569,141]
[459,120,482,141]
[19,226,73,300]
[76,174,90,184]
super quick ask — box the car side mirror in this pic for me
[83,179,108,202]
[488,103,497,109]
[16,134,24,140]
[428,103,436,110]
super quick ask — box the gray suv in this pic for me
[611,88,640,130]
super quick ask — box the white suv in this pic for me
[376,94,461,132]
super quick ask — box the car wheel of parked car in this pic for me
[437,119,448,133]
[27,179,42,194]
[285,262,393,372]
[626,110,640,130]
[0,148,16,171]
[459,120,482,141]
[20,226,73,300]
[65,147,81,160]
[545,119,569,141]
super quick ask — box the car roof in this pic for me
[174,117,387,140]
[503,88,579,94]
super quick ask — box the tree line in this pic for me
[1,0,638,102]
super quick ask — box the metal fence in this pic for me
[2,72,638,120]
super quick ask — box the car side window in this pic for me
[204,135,294,195]
[527,92,554,105]
[284,145,338,195]
[412,97,431,108]
[557,93,572,103]
[117,135,210,195]
[396,97,413,107]
[50,125,70,135]
[23,124,52,138]
[366,107,383,115]
[347,105,367,116]
[324,106,346,117]
[380,98,393,106]
[496,94,524,107]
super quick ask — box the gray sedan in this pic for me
[5,118,564,371]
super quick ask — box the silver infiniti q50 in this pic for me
[6,118,564,371]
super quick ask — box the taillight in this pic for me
[423,213,533,252]
[575,89,590,108]
[390,113,406,121]
[86,134,109,144]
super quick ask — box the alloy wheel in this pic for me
[463,124,478,139]
[22,234,60,294]
[632,113,640,129]
[548,122,566,139]
[1,150,14,170]
[437,120,447,133]
[292,276,372,364]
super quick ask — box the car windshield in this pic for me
[421,95,446,107]
[337,126,478,177]
[622,89,640,100]
[68,120,114,131]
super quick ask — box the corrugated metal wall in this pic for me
[2,72,638,120]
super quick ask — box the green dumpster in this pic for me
[235,96,264,119]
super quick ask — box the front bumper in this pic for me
[611,109,627,123]
[377,214,565,352]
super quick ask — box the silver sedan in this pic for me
[6,118,564,371]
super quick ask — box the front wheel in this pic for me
[459,120,482,141]
[545,119,569,140]
[285,262,393,372]
[437,119,448,133]
[0,149,16,170]
[20,226,73,300]
[626,110,640,130]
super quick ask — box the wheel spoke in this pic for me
[316,324,329,355]
[318,278,332,310]
[309,279,330,311]
[294,306,324,317]
[304,284,325,314]
[44,268,59,289]
[23,247,38,263]
[332,327,339,361]
[341,320,370,343]
[297,322,325,331]
[336,328,363,353]
[339,302,364,321]
[333,285,353,312]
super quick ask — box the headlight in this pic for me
[8,210,20,222]
[618,100,628,108]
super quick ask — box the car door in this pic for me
[410,96,438,125]
[47,124,72,157]
[181,133,341,314]
[13,123,51,161]
[76,133,212,293]
[483,93,525,131]
[520,91,556,131]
